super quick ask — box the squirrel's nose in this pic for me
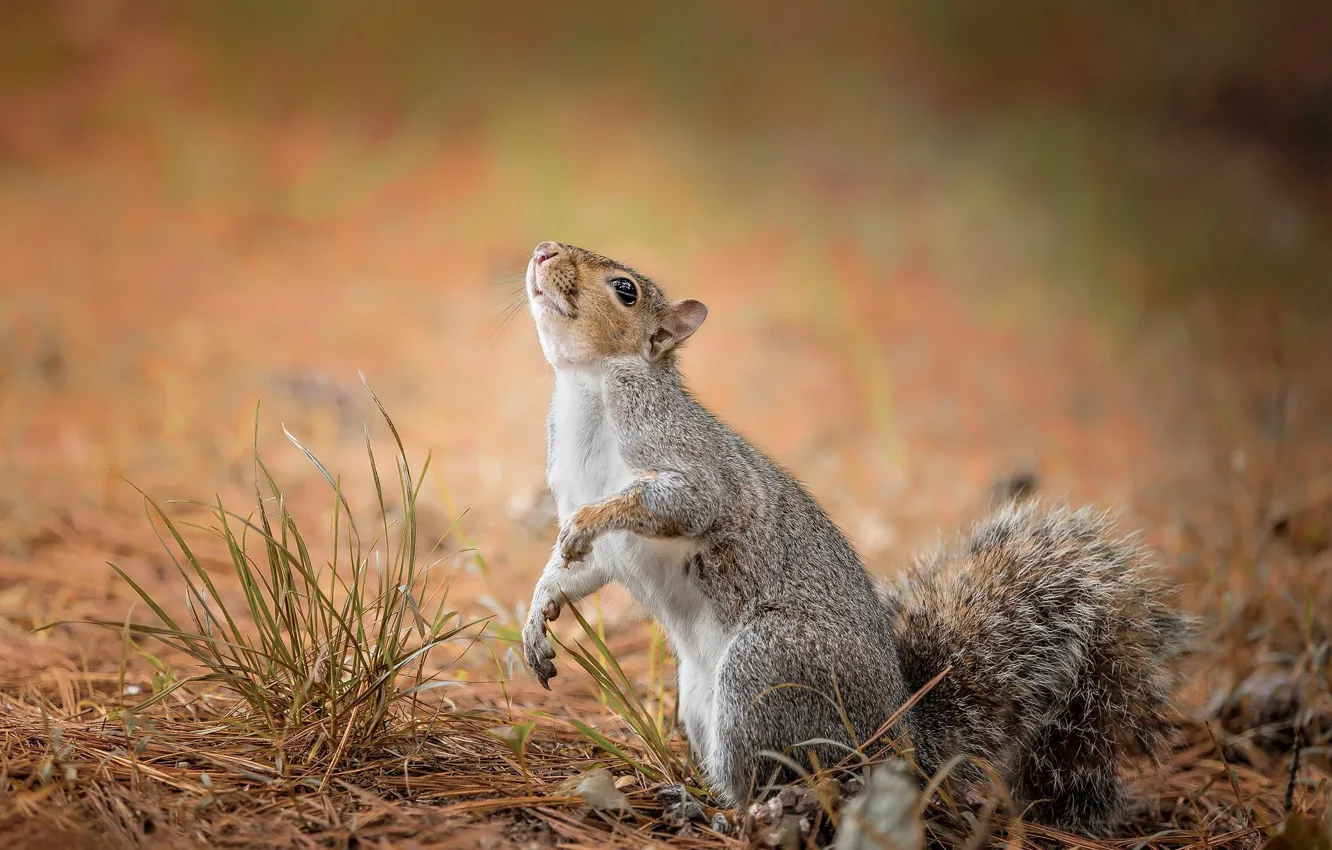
[533,241,562,265]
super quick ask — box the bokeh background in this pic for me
[2,0,1330,706]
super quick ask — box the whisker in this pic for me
[475,260,538,360]
[500,298,527,332]
[481,313,521,362]
[481,298,529,360]
[480,285,527,313]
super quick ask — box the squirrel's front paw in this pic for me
[522,598,560,689]
[556,516,596,568]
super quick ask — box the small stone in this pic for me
[709,812,730,835]
[658,784,705,828]
[749,796,784,828]
[798,795,821,815]
[833,761,922,850]
[776,784,820,815]
[575,768,633,815]
[759,814,804,850]
[749,794,816,849]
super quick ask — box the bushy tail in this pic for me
[880,501,1196,834]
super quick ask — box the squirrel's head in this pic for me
[526,240,708,369]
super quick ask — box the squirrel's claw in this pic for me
[523,600,561,688]
[535,661,556,690]
[524,637,558,688]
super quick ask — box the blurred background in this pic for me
[1,0,1330,635]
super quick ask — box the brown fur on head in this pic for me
[526,240,707,368]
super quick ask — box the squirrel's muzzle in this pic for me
[533,241,562,265]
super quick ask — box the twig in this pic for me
[1284,724,1304,815]
[1205,721,1252,829]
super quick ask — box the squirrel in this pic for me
[518,240,1195,834]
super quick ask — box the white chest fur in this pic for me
[547,369,631,518]
[546,368,730,757]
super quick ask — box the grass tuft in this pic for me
[42,381,482,768]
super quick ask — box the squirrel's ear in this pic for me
[647,298,708,361]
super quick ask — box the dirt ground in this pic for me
[2,3,1331,848]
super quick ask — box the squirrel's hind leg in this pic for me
[706,615,903,807]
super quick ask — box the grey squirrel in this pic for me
[519,240,1195,834]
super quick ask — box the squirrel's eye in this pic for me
[610,278,638,307]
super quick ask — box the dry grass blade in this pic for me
[554,598,697,791]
